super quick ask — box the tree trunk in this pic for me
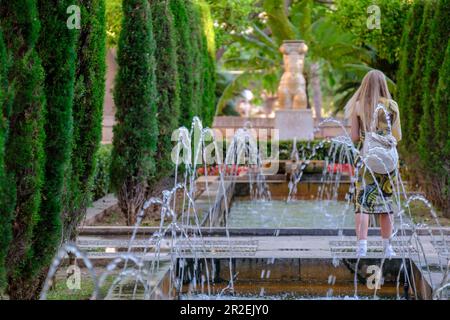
[118,182,145,226]
[7,268,48,300]
[310,62,323,119]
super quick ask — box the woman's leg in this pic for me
[380,214,396,257]
[355,213,369,240]
[379,214,393,239]
[355,212,369,256]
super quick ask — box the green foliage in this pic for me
[92,144,113,201]
[263,140,332,162]
[197,139,332,166]
[0,0,46,298]
[151,0,180,181]
[111,0,158,225]
[206,0,257,50]
[334,0,410,66]
[23,0,78,294]
[186,1,204,125]
[196,0,217,126]
[405,1,435,151]
[417,1,450,165]
[170,0,197,128]
[396,0,425,149]
[215,1,368,116]
[431,42,450,212]
[0,27,13,292]
[63,0,107,241]
[397,0,449,215]
[263,0,296,44]
[434,42,450,162]
[106,0,122,47]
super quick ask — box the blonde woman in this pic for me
[345,70,402,258]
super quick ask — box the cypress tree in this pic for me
[0,28,13,293]
[406,1,435,151]
[186,0,203,125]
[196,0,216,127]
[170,0,196,128]
[14,0,79,297]
[111,0,158,226]
[396,0,425,149]
[434,42,450,165]
[432,42,450,215]
[418,1,450,166]
[0,0,46,299]
[63,0,107,241]
[187,0,216,127]
[150,0,180,181]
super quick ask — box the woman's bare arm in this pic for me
[392,112,402,142]
[350,111,360,143]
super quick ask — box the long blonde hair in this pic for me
[345,70,393,132]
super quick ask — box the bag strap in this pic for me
[369,102,393,134]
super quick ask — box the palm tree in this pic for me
[216,0,370,118]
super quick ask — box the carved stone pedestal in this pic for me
[275,109,314,141]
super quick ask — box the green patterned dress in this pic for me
[354,103,399,215]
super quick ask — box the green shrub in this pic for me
[405,1,435,151]
[196,0,216,126]
[106,0,122,47]
[63,0,107,241]
[151,0,180,182]
[185,1,203,126]
[111,0,158,226]
[397,0,450,216]
[431,42,450,213]
[397,0,425,150]
[334,0,410,66]
[207,140,332,163]
[170,0,197,128]
[186,0,217,127]
[22,0,79,297]
[418,1,450,166]
[0,0,47,299]
[92,144,113,201]
[262,140,333,161]
[0,27,13,293]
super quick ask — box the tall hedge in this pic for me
[170,0,196,128]
[397,0,450,216]
[434,42,450,165]
[0,28,13,293]
[418,1,450,166]
[432,42,450,212]
[15,0,78,297]
[396,0,425,149]
[63,0,107,241]
[150,0,180,181]
[111,0,158,226]
[0,0,46,299]
[187,0,216,127]
[404,1,435,151]
[196,0,216,127]
[186,0,203,126]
